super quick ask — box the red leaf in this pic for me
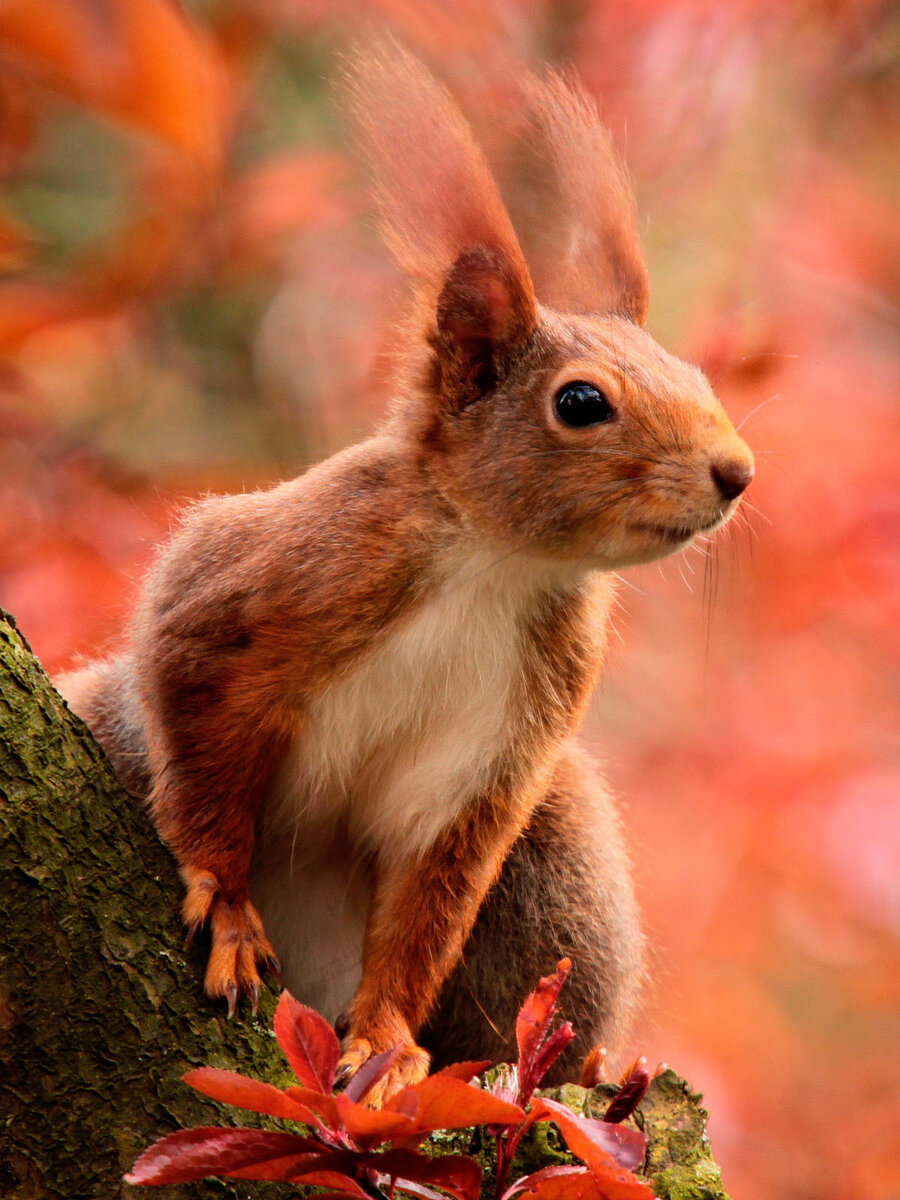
[434,1060,492,1081]
[223,1150,381,1191]
[603,1062,651,1125]
[286,1169,369,1194]
[0,0,229,171]
[274,990,340,1092]
[385,1075,524,1134]
[343,1043,404,1104]
[503,1164,587,1200]
[227,1158,370,1191]
[284,1085,342,1129]
[264,1193,364,1200]
[225,1159,363,1185]
[124,1127,318,1185]
[373,1149,482,1200]
[514,1164,653,1200]
[580,1047,608,1089]
[333,1093,417,1148]
[527,1021,575,1094]
[285,1194,366,1200]
[527,1097,646,1174]
[183,1067,316,1122]
[516,959,571,1099]
[391,1184,452,1200]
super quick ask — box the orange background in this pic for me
[0,3,897,1197]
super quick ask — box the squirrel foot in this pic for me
[181,867,280,1016]
[336,1035,431,1107]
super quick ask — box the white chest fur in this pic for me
[250,546,578,1015]
[267,546,557,860]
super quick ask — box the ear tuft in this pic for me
[520,71,650,325]
[342,42,536,319]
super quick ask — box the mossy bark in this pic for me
[0,607,731,1200]
[553,1075,731,1200]
[0,610,295,1200]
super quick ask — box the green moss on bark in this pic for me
[636,1070,730,1200]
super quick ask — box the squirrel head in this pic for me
[346,46,753,569]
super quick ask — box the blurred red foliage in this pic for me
[0,3,897,1198]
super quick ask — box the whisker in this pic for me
[709,351,798,390]
[739,498,773,528]
[736,392,783,433]
[611,572,645,596]
[531,447,676,471]
[675,555,694,593]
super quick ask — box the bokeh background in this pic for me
[0,1,897,1196]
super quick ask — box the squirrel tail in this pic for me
[57,654,151,799]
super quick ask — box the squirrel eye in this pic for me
[554,381,615,428]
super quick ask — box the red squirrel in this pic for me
[59,47,753,1105]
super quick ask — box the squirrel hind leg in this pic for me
[423,743,645,1078]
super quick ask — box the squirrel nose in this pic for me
[711,458,754,501]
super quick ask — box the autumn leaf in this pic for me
[0,0,230,171]
[124,1127,324,1185]
[370,1148,482,1200]
[602,1060,651,1125]
[342,1043,404,1104]
[511,1163,654,1200]
[274,989,341,1093]
[434,1060,492,1081]
[515,958,573,1102]
[526,1097,646,1174]
[182,1066,315,1122]
[385,1073,524,1133]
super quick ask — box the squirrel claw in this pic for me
[333,1062,351,1087]
[197,886,279,1018]
[225,983,238,1019]
[183,920,202,951]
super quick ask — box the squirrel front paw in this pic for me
[336,1034,431,1107]
[181,867,280,1017]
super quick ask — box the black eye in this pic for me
[554,381,615,428]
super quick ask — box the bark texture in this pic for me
[0,607,729,1200]
[0,610,293,1200]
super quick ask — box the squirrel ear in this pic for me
[434,245,537,405]
[518,71,650,326]
[343,41,537,388]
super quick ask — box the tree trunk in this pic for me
[0,609,294,1200]
[0,607,730,1200]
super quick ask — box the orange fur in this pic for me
[57,45,754,1104]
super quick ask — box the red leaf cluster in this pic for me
[127,989,524,1193]
[127,970,652,1198]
